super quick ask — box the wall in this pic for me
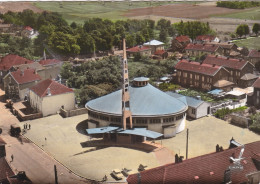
[163,126,176,138]
[196,102,210,119]
[41,92,75,116]
[29,90,42,113]
[43,65,61,80]
[60,108,88,118]
[230,113,249,128]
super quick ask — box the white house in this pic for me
[29,79,75,116]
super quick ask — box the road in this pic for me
[0,87,92,184]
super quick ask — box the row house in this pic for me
[126,45,152,58]
[0,54,33,83]
[185,43,223,57]
[203,55,255,85]
[247,49,260,66]
[171,35,191,52]
[205,42,238,56]
[195,35,220,43]
[3,69,41,100]
[248,78,260,108]
[175,59,230,91]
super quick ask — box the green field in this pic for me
[34,1,178,24]
[233,36,260,50]
[215,7,260,20]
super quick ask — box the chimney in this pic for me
[47,88,51,96]
[20,70,24,76]
[227,57,230,60]
[216,144,219,152]
[239,58,242,62]
[25,61,27,64]
[215,55,218,58]
[213,64,216,67]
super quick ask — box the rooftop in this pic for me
[203,55,249,70]
[175,59,222,76]
[86,83,187,117]
[248,49,260,58]
[127,141,260,184]
[240,73,258,81]
[166,92,205,108]
[213,80,234,88]
[10,69,41,85]
[175,35,190,43]
[253,77,260,88]
[143,40,164,46]
[12,62,44,71]
[185,43,220,52]
[206,42,236,49]
[126,45,151,53]
[133,77,149,82]
[0,54,33,71]
[30,79,73,98]
[196,35,216,41]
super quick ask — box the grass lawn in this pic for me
[233,36,260,50]
[34,1,178,24]
[214,7,260,20]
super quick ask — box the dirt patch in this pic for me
[124,3,244,19]
[0,2,43,14]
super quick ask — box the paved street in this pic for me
[0,88,91,184]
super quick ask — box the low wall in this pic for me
[13,108,42,121]
[60,108,88,118]
[230,113,250,128]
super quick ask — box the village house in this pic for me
[185,43,223,57]
[203,55,255,85]
[166,92,211,119]
[39,59,62,80]
[248,77,260,108]
[3,68,41,100]
[195,35,220,43]
[21,26,34,37]
[175,59,230,91]
[143,40,164,54]
[171,35,191,52]
[238,73,258,88]
[127,140,260,184]
[247,49,260,66]
[206,42,238,56]
[153,50,168,59]
[213,80,235,92]
[29,79,75,117]
[0,54,34,83]
[126,45,151,58]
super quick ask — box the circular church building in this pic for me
[86,77,188,138]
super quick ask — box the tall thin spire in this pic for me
[122,38,132,130]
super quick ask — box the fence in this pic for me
[60,108,88,118]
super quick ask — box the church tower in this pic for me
[122,39,133,130]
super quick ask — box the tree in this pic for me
[236,24,249,38]
[250,113,260,133]
[159,29,168,43]
[252,23,260,36]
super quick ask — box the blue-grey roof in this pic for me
[143,40,164,46]
[208,89,223,95]
[86,84,187,116]
[86,127,119,134]
[86,127,162,139]
[133,77,149,82]
[166,92,204,108]
[119,128,163,139]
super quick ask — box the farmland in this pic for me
[215,7,260,20]
[233,37,260,50]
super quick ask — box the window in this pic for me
[100,116,109,121]
[136,119,147,124]
[183,72,187,78]
[190,73,192,78]
[111,117,121,123]
[176,114,183,120]
[202,76,204,82]
[192,108,196,114]
[150,119,161,124]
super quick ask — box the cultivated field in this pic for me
[233,36,260,50]
[0,2,42,14]
[216,7,260,20]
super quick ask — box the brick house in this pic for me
[185,43,223,57]
[0,54,33,83]
[195,35,220,43]
[127,140,260,184]
[126,45,152,58]
[203,55,254,85]
[3,69,41,100]
[247,50,260,66]
[250,77,260,108]
[175,59,230,91]
[29,79,75,116]
[171,35,191,52]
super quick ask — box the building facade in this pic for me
[143,40,164,54]
[29,79,75,116]
[185,43,223,56]
[126,46,152,58]
[251,78,260,108]
[171,35,191,52]
[175,60,230,91]
[39,59,62,80]
[247,50,260,66]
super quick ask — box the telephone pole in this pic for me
[186,128,189,160]
[54,165,58,184]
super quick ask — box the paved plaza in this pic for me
[21,113,260,182]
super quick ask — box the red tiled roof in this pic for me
[175,59,221,76]
[206,42,236,49]
[127,141,260,184]
[39,59,61,66]
[196,35,215,42]
[0,157,15,180]
[253,77,260,88]
[176,35,190,43]
[30,79,73,98]
[154,50,166,55]
[203,55,248,70]
[185,43,220,52]
[248,50,260,58]
[10,69,41,84]
[24,26,33,31]
[0,54,33,71]
[126,46,151,53]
